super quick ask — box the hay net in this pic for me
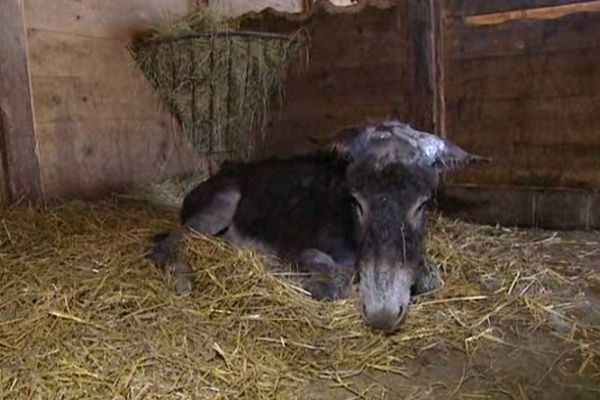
[129,10,307,162]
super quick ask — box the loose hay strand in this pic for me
[0,201,598,399]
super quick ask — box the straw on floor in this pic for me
[0,200,598,399]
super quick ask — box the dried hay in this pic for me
[0,201,598,399]
[129,10,307,164]
[120,174,209,209]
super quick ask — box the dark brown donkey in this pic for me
[148,120,489,333]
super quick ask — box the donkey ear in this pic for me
[432,138,491,172]
[382,120,491,172]
[309,126,364,158]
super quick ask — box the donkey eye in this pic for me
[350,195,364,216]
[424,196,436,210]
[408,196,433,229]
[415,197,433,215]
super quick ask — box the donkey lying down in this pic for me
[148,120,488,333]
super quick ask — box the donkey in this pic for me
[147,120,489,332]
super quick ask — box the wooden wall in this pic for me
[3,0,598,231]
[0,0,304,202]
[240,0,437,157]
[0,0,43,203]
[437,0,600,229]
[20,0,200,200]
[3,0,433,203]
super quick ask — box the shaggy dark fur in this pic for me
[148,150,442,333]
[183,153,358,262]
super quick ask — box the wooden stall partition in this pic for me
[0,0,44,203]
[239,0,438,157]
[21,0,204,200]
[2,0,433,203]
[438,0,600,229]
[11,0,304,201]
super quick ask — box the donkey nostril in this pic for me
[397,305,404,319]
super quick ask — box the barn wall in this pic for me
[6,0,434,201]
[240,0,437,157]
[22,0,203,200]
[9,0,598,232]
[20,0,305,201]
[0,0,43,203]
[438,0,600,229]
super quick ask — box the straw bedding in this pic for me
[0,200,598,399]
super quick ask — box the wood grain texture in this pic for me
[24,1,205,200]
[36,118,199,199]
[465,0,600,26]
[443,6,600,190]
[445,49,599,101]
[31,76,166,124]
[446,0,598,17]
[239,0,436,157]
[24,0,192,39]
[0,0,44,202]
[27,29,143,78]
[438,184,599,230]
[446,12,600,60]
[408,0,436,133]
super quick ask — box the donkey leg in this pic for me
[298,248,357,301]
[147,185,241,294]
[411,256,443,297]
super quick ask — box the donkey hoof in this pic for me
[145,243,172,267]
[168,262,195,295]
[175,276,195,295]
[412,259,443,296]
[305,279,351,301]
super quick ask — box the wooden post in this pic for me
[302,0,314,13]
[408,0,436,133]
[0,0,44,203]
[431,0,446,139]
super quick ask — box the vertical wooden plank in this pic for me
[0,116,7,203]
[429,0,449,189]
[0,0,43,202]
[408,0,436,133]
[432,0,446,138]
[302,0,314,12]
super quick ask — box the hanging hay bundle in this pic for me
[129,11,307,162]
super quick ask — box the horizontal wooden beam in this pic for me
[465,0,600,26]
[0,0,44,203]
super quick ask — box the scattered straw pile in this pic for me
[129,10,307,162]
[0,201,598,399]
